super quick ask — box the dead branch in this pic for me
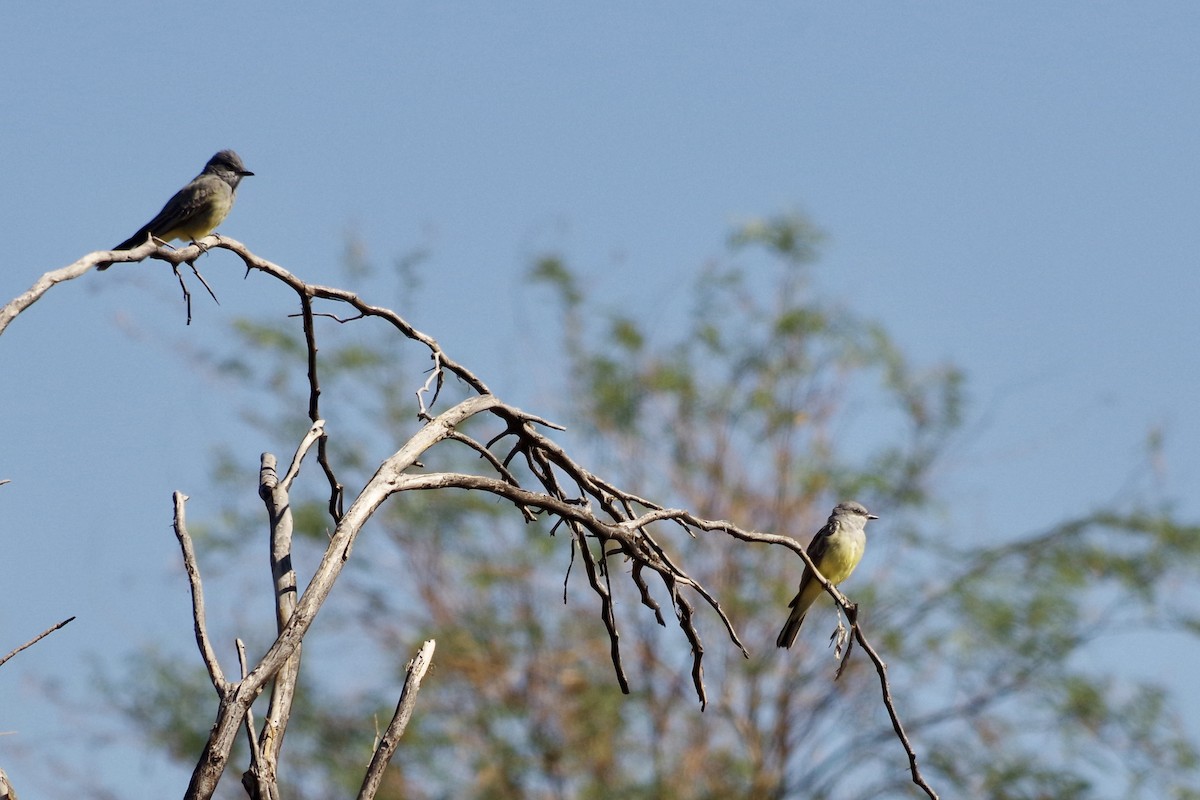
[356,640,437,800]
[0,617,75,669]
[0,766,17,800]
[171,492,227,691]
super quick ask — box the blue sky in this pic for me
[3,3,1199,796]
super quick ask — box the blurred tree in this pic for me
[114,216,1200,799]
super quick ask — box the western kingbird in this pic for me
[98,150,253,270]
[776,501,878,649]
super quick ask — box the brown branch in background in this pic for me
[0,617,75,669]
[356,639,437,800]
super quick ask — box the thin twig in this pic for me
[0,246,133,338]
[852,624,939,799]
[0,617,75,668]
[282,420,326,491]
[171,264,194,325]
[356,640,437,800]
[238,638,277,800]
[189,261,221,306]
[299,291,344,521]
[415,352,443,421]
[171,491,228,691]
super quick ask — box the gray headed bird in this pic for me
[100,150,253,270]
[776,501,878,648]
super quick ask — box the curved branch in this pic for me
[0,247,131,338]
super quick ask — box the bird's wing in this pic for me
[112,176,224,250]
[788,525,831,608]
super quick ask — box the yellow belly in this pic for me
[167,195,234,242]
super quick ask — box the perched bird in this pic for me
[776,501,878,649]
[99,150,253,270]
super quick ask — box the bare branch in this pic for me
[169,259,221,325]
[171,492,228,691]
[282,420,326,491]
[0,766,18,800]
[237,639,278,800]
[202,237,491,396]
[299,292,344,522]
[356,639,437,800]
[0,246,134,338]
[851,619,939,800]
[0,617,75,669]
[257,446,307,784]
[415,352,444,421]
[570,521,631,694]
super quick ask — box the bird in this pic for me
[99,150,253,270]
[776,501,878,649]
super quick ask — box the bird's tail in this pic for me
[112,228,154,254]
[775,608,806,649]
[98,230,154,271]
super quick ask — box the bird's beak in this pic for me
[868,514,879,520]
[241,170,255,177]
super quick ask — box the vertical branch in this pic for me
[248,425,320,793]
[299,291,344,521]
[237,639,277,800]
[242,423,327,795]
[261,452,301,746]
[569,523,630,694]
[356,640,437,800]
